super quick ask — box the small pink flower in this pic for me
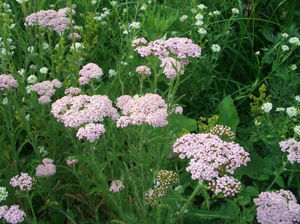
[76,123,106,142]
[109,180,125,193]
[136,66,151,76]
[0,74,18,90]
[79,63,103,85]
[3,205,26,224]
[10,173,33,191]
[36,158,56,177]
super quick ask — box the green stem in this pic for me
[266,161,288,191]
[27,192,37,223]
[175,184,202,221]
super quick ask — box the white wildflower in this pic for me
[261,102,272,113]
[290,64,297,71]
[195,20,204,26]
[295,95,300,103]
[39,67,48,74]
[195,13,204,21]
[180,15,188,22]
[275,107,285,112]
[289,37,300,46]
[281,45,289,52]
[198,28,207,35]
[286,107,297,117]
[197,4,207,10]
[231,8,239,15]
[211,44,221,52]
[294,125,300,136]
[108,69,117,77]
[281,33,289,38]
[2,97,8,105]
[27,75,37,84]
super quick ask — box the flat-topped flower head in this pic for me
[172,133,250,184]
[51,94,119,128]
[208,176,241,197]
[10,173,33,191]
[116,93,169,128]
[36,158,56,177]
[0,74,18,90]
[3,205,26,224]
[76,123,106,142]
[254,189,300,224]
[109,180,125,193]
[136,66,151,76]
[25,8,75,33]
[79,63,103,85]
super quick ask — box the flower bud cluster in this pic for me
[109,180,125,193]
[209,124,235,141]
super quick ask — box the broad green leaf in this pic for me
[275,176,285,188]
[217,95,239,132]
[235,152,265,179]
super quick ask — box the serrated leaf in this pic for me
[217,95,239,132]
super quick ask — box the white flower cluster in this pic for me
[261,102,272,113]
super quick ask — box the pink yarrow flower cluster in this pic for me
[31,79,62,104]
[132,37,201,79]
[109,180,125,193]
[0,74,18,90]
[254,189,300,224]
[64,87,81,96]
[25,8,75,33]
[51,94,119,128]
[35,158,56,177]
[0,205,26,224]
[76,123,106,142]
[116,93,168,128]
[172,133,250,196]
[10,173,33,191]
[66,157,78,167]
[279,138,300,164]
[136,66,151,76]
[79,63,103,85]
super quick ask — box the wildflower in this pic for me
[25,8,76,34]
[64,87,81,96]
[16,0,28,4]
[0,206,8,218]
[38,146,48,157]
[66,157,78,167]
[3,205,26,224]
[70,42,84,51]
[27,75,37,84]
[254,189,300,224]
[195,13,203,21]
[213,10,221,15]
[0,187,8,202]
[129,22,140,30]
[198,28,207,35]
[51,95,119,128]
[136,66,151,76]
[195,20,204,26]
[191,8,197,13]
[209,125,235,140]
[254,119,261,126]
[294,125,300,136]
[36,158,56,177]
[255,51,260,55]
[291,64,297,71]
[286,106,297,117]
[279,139,300,164]
[108,69,117,77]
[25,114,30,121]
[156,170,179,188]
[160,57,184,79]
[76,123,106,142]
[31,79,61,103]
[281,33,289,38]
[109,180,125,193]
[208,175,241,197]
[79,63,103,85]
[39,67,48,74]
[2,98,8,105]
[275,107,285,112]
[145,187,165,205]
[261,102,272,113]
[27,46,34,53]
[10,173,33,191]
[123,30,128,35]
[68,33,81,40]
[110,1,117,6]
[281,45,289,52]
[42,43,49,50]
[17,69,25,76]
[288,37,300,46]
[295,95,300,103]
[231,8,239,15]
[0,74,18,90]
[211,44,221,52]
[172,133,250,184]
[140,4,147,10]
[174,106,183,114]
[197,4,207,10]
[116,93,169,128]
[179,15,188,22]
[25,85,32,94]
